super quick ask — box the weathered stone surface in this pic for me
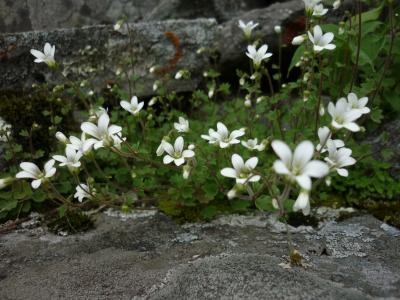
[0,0,286,33]
[0,210,399,299]
[0,0,162,33]
[216,1,303,68]
[0,18,217,97]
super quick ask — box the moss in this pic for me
[363,201,400,229]
[47,211,94,234]
[158,199,203,224]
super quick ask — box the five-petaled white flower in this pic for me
[241,138,266,152]
[308,25,336,52]
[271,140,329,190]
[74,184,95,202]
[316,126,344,153]
[328,98,362,132]
[120,96,144,116]
[174,117,190,133]
[201,122,245,148]
[53,145,82,171]
[16,159,56,189]
[346,93,370,115]
[312,4,328,16]
[81,113,123,149]
[238,20,258,39]
[30,43,56,67]
[221,154,261,184]
[162,136,195,166]
[324,140,356,177]
[246,45,273,69]
[69,133,97,155]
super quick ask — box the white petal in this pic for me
[232,154,245,171]
[16,171,38,179]
[271,140,292,166]
[44,159,55,174]
[120,101,131,111]
[174,136,184,153]
[30,49,45,59]
[337,168,349,177]
[296,175,312,190]
[174,157,185,166]
[163,155,174,164]
[273,160,290,175]
[163,142,174,156]
[221,168,237,178]
[344,122,360,132]
[98,113,110,134]
[81,122,100,139]
[52,155,67,163]
[293,141,314,170]
[245,157,258,170]
[303,160,329,178]
[182,150,195,158]
[31,179,42,189]
[217,122,229,136]
[20,162,41,176]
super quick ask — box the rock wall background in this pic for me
[0,0,288,33]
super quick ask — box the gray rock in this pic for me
[0,18,217,97]
[0,0,162,33]
[0,211,399,299]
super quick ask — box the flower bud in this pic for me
[188,144,195,150]
[292,35,305,45]
[274,25,282,34]
[333,0,341,10]
[149,66,156,74]
[182,165,192,179]
[0,177,14,189]
[239,77,245,86]
[244,99,252,107]
[55,132,69,144]
[149,97,157,106]
[208,88,214,98]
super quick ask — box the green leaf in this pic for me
[58,205,67,218]
[288,45,305,76]
[32,191,47,203]
[231,199,252,212]
[201,206,218,220]
[370,108,383,123]
[350,3,384,25]
[255,195,274,211]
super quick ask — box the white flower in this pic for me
[333,0,341,10]
[208,88,214,98]
[274,25,282,34]
[120,96,144,116]
[246,45,273,68]
[346,93,370,115]
[55,131,69,144]
[81,113,123,149]
[238,20,258,39]
[0,177,14,189]
[74,184,94,202]
[162,136,195,166]
[174,117,189,133]
[316,126,344,153]
[16,160,56,189]
[30,43,56,67]
[303,0,321,11]
[53,145,82,171]
[271,140,329,190]
[201,122,245,148]
[312,4,328,16]
[153,82,159,91]
[244,99,252,107]
[221,154,261,184]
[328,98,362,132]
[293,190,311,215]
[89,107,108,122]
[241,138,266,151]
[324,140,356,177]
[69,133,97,155]
[292,35,305,45]
[114,20,123,31]
[0,117,12,142]
[308,25,336,52]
